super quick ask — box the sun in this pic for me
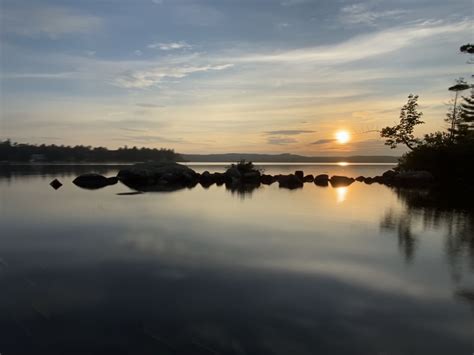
[335,130,350,144]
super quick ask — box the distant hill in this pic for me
[182,153,399,163]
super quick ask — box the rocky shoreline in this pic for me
[67,161,435,191]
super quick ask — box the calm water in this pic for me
[0,164,473,355]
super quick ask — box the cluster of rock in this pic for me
[68,161,435,191]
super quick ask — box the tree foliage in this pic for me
[380,94,424,150]
[446,78,471,139]
[0,140,182,163]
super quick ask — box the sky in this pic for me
[0,0,472,156]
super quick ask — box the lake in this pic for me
[0,163,473,355]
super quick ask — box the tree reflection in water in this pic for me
[380,187,474,304]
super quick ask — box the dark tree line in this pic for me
[0,140,183,163]
[379,43,474,185]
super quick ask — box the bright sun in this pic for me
[335,130,350,144]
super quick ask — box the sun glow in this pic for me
[335,130,350,144]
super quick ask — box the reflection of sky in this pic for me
[0,166,473,354]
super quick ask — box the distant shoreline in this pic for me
[0,161,397,166]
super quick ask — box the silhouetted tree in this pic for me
[380,94,424,150]
[446,78,470,139]
[0,140,183,163]
[458,89,474,133]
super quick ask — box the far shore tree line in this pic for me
[0,140,183,163]
[380,43,474,184]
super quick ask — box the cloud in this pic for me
[280,0,310,6]
[114,135,184,144]
[2,72,76,79]
[267,137,298,145]
[134,50,143,56]
[1,6,101,38]
[238,20,471,64]
[265,130,315,135]
[312,138,336,145]
[147,41,192,50]
[114,64,234,89]
[119,128,148,133]
[339,4,407,26]
[136,103,165,108]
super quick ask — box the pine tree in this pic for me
[446,78,470,139]
[458,89,474,134]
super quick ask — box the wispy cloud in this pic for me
[2,72,77,79]
[238,20,470,64]
[267,137,298,145]
[1,6,101,38]
[114,64,234,89]
[339,4,407,26]
[265,130,315,135]
[147,41,192,50]
[136,103,165,108]
[280,0,310,6]
[312,138,336,145]
[114,135,184,144]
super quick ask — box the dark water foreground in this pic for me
[0,164,473,355]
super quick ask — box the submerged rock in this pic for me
[49,178,62,190]
[329,175,354,187]
[73,174,118,189]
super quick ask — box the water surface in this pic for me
[0,164,473,355]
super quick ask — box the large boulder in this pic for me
[117,162,198,190]
[294,170,304,181]
[329,175,354,187]
[225,166,242,180]
[73,174,118,189]
[242,171,261,183]
[278,174,303,189]
[260,174,275,185]
[314,174,329,186]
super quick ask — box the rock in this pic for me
[295,170,304,181]
[372,176,385,184]
[260,174,275,185]
[242,171,261,183]
[393,171,434,187]
[49,179,62,190]
[117,162,198,191]
[73,174,118,189]
[303,174,314,183]
[314,174,329,186]
[355,176,365,182]
[329,175,354,187]
[225,166,242,180]
[199,171,216,187]
[364,177,374,184]
[278,174,303,189]
[382,170,398,179]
